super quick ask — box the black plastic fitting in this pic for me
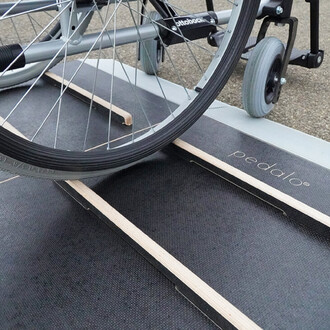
[0,44,26,72]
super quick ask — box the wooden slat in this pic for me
[44,71,133,126]
[0,116,27,140]
[0,175,20,185]
[65,179,262,330]
[173,138,330,228]
[0,112,261,326]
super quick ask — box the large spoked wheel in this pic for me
[0,0,260,180]
[242,37,285,117]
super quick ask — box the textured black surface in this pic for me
[88,151,330,330]
[49,62,330,219]
[1,61,328,215]
[181,116,330,216]
[0,177,216,329]
[1,60,329,329]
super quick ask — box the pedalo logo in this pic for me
[228,151,310,187]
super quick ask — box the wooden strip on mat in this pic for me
[44,71,133,126]
[66,179,261,330]
[173,139,330,228]
[0,116,27,140]
[0,175,20,185]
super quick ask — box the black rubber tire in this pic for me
[0,0,260,179]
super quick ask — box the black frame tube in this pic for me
[306,0,320,54]
[205,0,214,11]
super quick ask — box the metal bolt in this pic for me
[276,6,284,15]
[171,25,177,31]
[274,76,279,83]
[210,18,215,25]
[280,77,287,85]
[317,55,322,64]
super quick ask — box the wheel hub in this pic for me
[265,57,282,104]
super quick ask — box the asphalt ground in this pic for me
[222,1,330,142]
[1,1,329,141]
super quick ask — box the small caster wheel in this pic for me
[242,37,285,117]
[140,11,164,75]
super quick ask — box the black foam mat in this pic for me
[85,150,330,329]
[1,60,329,329]
[181,116,330,217]
[0,177,216,329]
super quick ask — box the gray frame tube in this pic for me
[23,23,160,64]
[15,0,272,65]
[21,7,235,65]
